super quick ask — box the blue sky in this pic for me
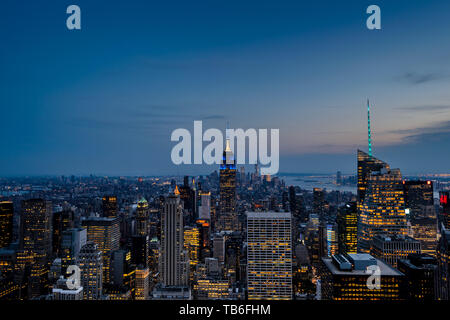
[1,0,450,176]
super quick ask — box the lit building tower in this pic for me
[219,137,236,214]
[403,180,437,256]
[440,191,450,230]
[78,242,103,300]
[159,187,189,286]
[371,234,421,268]
[337,202,358,254]
[135,267,150,300]
[0,201,14,248]
[358,166,408,253]
[247,211,292,300]
[136,198,149,236]
[82,217,120,285]
[20,199,52,297]
[357,150,388,208]
[102,195,118,218]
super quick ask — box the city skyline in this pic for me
[1,0,450,176]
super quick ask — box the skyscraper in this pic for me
[135,267,150,300]
[397,253,437,300]
[357,150,388,205]
[436,228,450,300]
[440,191,450,230]
[0,201,14,248]
[136,198,149,236]
[159,187,189,286]
[82,217,120,284]
[337,202,358,254]
[20,199,52,297]
[219,138,236,214]
[321,253,405,300]
[78,242,103,300]
[247,211,292,300]
[371,234,421,268]
[102,196,118,218]
[358,166,408,253]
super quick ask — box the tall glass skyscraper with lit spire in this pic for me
[358,165,408,253]
[219,137,236,214]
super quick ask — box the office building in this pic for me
[397,253,437,300]
[135,267,150,300]
[371,234,421,268]
[78,242,103,300]
[321,253,405,300]
[102,196,118,218]
[358,166,408,253]
[82,216,120,284]
[0,201,14,248]
[247,211,292,300]
[159,188,189,286]
[337,202,358,254]
[219,138,236,214]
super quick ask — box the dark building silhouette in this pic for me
[397,253,437,300]
[0,201,14,248]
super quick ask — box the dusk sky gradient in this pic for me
[1,0,450,176]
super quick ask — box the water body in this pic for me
[279,174,357,194]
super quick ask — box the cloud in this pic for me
[397,72,448,85]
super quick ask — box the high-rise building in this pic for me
[159,188,188,286]
[0,201,14,248]
[219,138,236,214]
[52,276,83,300]
[82,217,120,284]
[136,198,149,236]
[61,227,87,274]
[213,233,226,264]
[194,279,230,300]
[198,191,211,220]
[131,234,149,268]
[371,234,421,268]
[337,202,358,254]
[321,253,405,300]
[358,166,408,253]
[184,226,200,281]
[52,209,74,257]
[357,150,388,206]
[436,228,450,300]
[247,211,292,300]
[102,196,118,218]
[20,199,52,297]
[403,180,434,216]
[78,242,103,300]
[135,267,150,300]
[440,191,450,230]
[111,249,135,292]
[403,180,437,255]
[397,253,437,300]
[313,188,326,217]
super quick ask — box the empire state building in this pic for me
[219,138,236,214]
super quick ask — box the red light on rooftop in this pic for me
[441,195,448,205]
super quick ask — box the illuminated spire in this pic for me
[174,185,180,196]
[367,99,372,157]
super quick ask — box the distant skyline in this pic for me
[1,0,450,176]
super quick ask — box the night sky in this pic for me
[1,0,450,176]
